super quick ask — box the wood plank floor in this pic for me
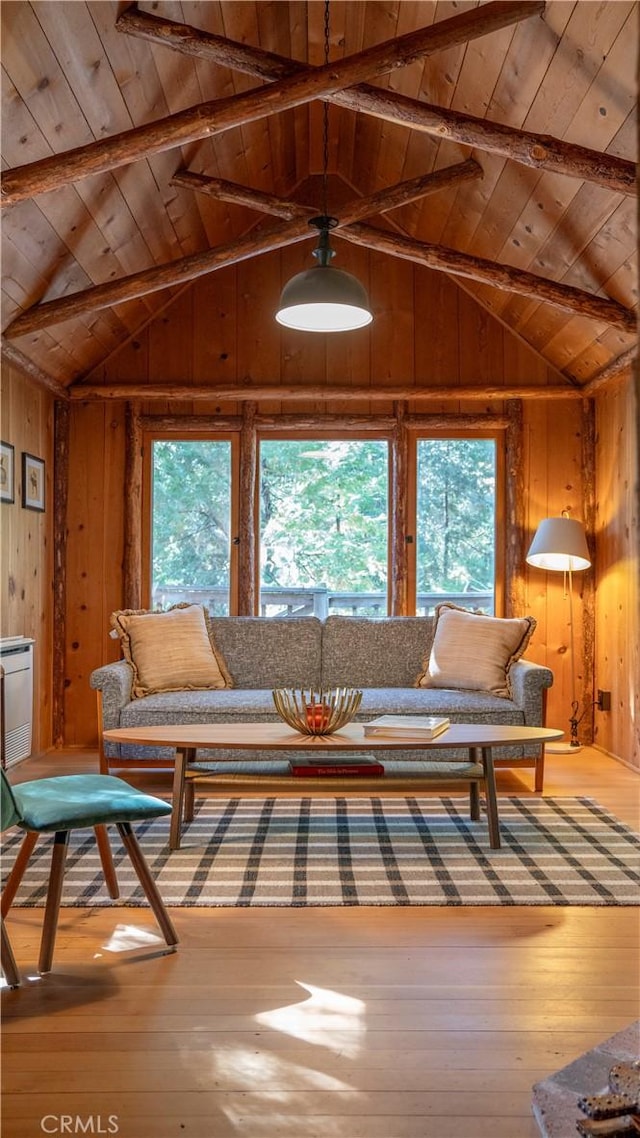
[2,746,639,1138]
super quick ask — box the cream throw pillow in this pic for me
[111,604,230,698]
[417,603,536,698]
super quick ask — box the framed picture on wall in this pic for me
[22,451,45,512]
[0,441,15,504]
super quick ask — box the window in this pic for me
[415,437,497,615]
[259,439,389,617]
[150,439,234,615]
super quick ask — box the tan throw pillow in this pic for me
[416,602,536,698]
[111,604,230,698]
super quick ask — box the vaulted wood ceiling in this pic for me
[1,0,637,395]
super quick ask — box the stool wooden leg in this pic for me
[39,831,70,974]
[116,823,178,948]
[1,831,38,917]
[1,918,20,988]
[94,825,119,899]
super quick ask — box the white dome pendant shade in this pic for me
[276,216,373,333]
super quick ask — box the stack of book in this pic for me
[289,757,385,777]
[363,715,450,739]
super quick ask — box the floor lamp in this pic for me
[526,513,591,753]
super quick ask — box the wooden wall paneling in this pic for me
[350,2,400,193]
[367,1,427,195]
[369,250,414,393]
[337,4,365,185]
[147,289,195,384]
[52,399,69,747]
[236,251,282,417]
[0,365,55,753]
[192,267,236,384]
[64,401,124,747]
[457,288,506,414]
[594,374,639,768]
[580,397,596,746]
[413,267,460,410]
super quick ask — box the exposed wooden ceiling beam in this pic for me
[171,159,482,222]
[583,346,638,394]
[117,5,636,197]
[339,223,636,333]
[1,340,70,399]
[0,1,539,207]
[68,383,584,403]
[3,164,482,338]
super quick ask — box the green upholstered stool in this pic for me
[1,770,178,976]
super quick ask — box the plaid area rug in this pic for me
[3,796,639,908]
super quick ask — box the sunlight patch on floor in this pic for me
[253,981,366,1056]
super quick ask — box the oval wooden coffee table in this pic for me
[103,723,563,852]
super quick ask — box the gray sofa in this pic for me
[91,615,554,789]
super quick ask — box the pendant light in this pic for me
[275,3,373,334]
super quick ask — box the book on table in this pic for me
[289,757,385,777]
[363,715,450,739]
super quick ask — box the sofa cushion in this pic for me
[417,603,536,698]
[112,604,230,698]
[207,616,323,689]
[322,616,435,688]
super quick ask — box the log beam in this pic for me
[118,5,636,197]
[171,172,312,220]
[68,383,584,402]
[584,346,638,394]
[339,223,636,333]
[4,163,481,338]
[0,341,70,399]
[1,1,539,206]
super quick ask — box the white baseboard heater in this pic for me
[1,637,35,767]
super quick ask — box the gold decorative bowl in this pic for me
[272,687,363,736]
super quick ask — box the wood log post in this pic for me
[123,402,143,610]
[238,401,257,616]
[581,398,596,745]
[390,402,410,616]
[505,399,525,618]
[52,400,70,748]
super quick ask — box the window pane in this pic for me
[259,440,388,618]
[151,440,232,615]
[416,439,496,615]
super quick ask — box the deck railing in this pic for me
[152,584,493,617]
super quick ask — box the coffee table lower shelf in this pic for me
[103,723,563,853]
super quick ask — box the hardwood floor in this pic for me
[2,746,639,1138]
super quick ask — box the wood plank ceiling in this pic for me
[1,1,637,392]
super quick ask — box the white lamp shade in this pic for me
[526,516,591,572]
[275,265,373,332]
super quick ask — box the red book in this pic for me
[289,758,385,777]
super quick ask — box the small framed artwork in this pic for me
[0,441,15,504]
[21,451,45,512]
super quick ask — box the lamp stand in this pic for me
[546,566,583,754]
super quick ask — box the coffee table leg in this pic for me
[170,747,194,852]
[481,746,501,849]
[469,748,481,820]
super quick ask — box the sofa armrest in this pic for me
[90,661,134,731]
[509,658,554,724]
